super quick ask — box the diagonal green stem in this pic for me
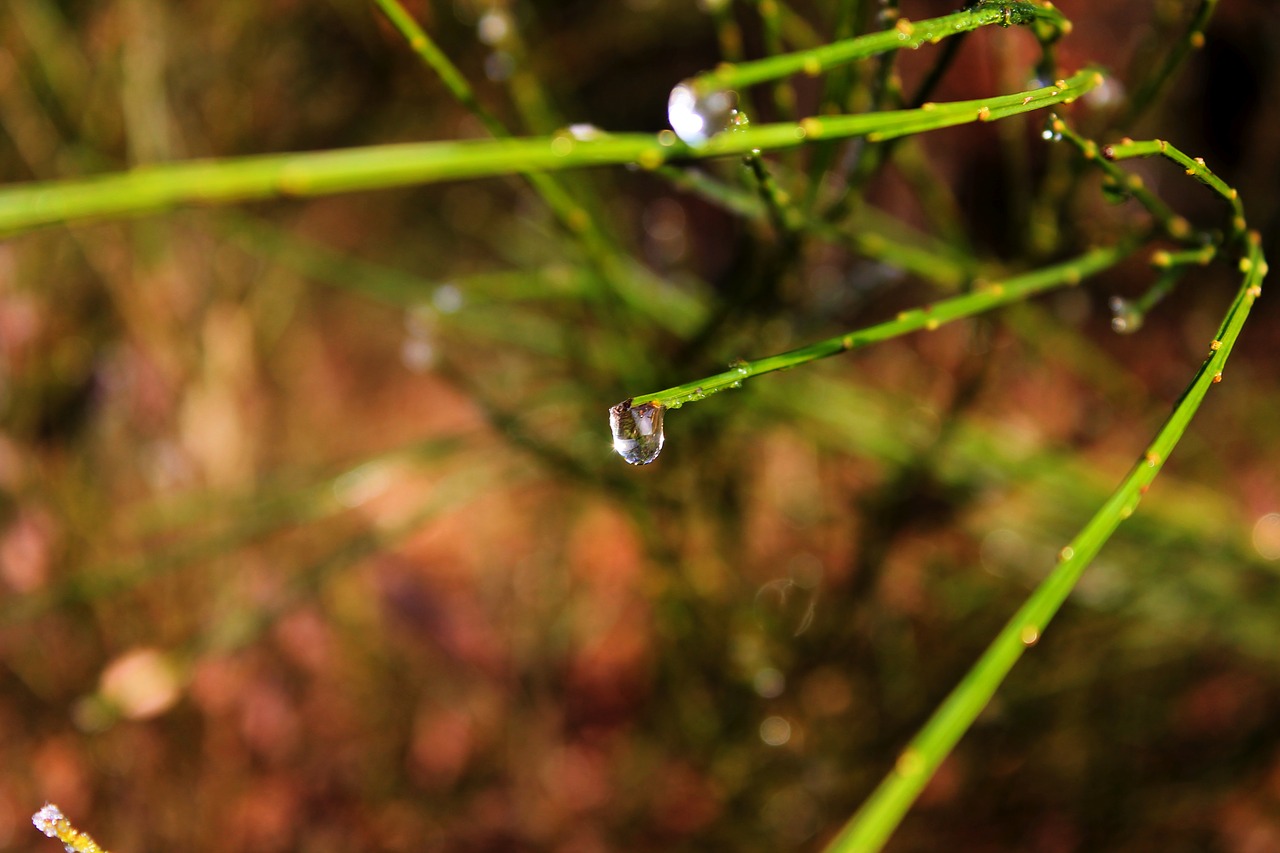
[823,232,1266,852]
[369,0,505,137]
[1121,0,1218,127]
[0,70,1101,237]
[686,1,1068,94]
[630,238,1137,409]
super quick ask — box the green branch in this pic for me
[0,70,1100,236]
[1122,0,1217,126]
[686,1,1069,94]
[630,238,1136,409]
[823,231,1266,852]
[1104,135,1247,237]
[1051,116,1191,241]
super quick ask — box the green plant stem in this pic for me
[1121,0,1217,127]
[1103,136,1247,236]
[629,239,1136,409]
[0,70,1100,236]
[823,232,1266,852]
[755,0,797,119]
[659,164,973,287]
[369,0,619,264]
[687,1,1069,95]
[1051,116,1192,241]
[369,0,504,136]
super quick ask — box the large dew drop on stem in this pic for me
[609,400,665,465]
[667,80,736,147]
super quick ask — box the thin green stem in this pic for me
[823,232,1266,852]
[630,239,1137,409]
[744,152,798,236]
[1121,0,1217,127]
[755,0,797,119]
[658,164,973,287]
[687,1,1069,94]
[1103,136,1247,237]
[1051,115,1193,242]
[0,70,1101,237]
[369,0,619,265]
[369,0,504,136]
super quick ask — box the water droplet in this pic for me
[609,400,665,465]
[754,578,816,636]
[759,715,792,746]
[668,79,737,146]
[1109,296,1142,333]
[1039,116,1062,142]
[567,123,605,141]
[476,9,510,45]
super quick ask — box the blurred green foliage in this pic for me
[1,1,1279,851]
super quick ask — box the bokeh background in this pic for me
[2,1,1280,850]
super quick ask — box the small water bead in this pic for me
[1109,296,1143,333]
[668,80,737,147]
[476,9,511,45]
[566,123,605,141]
[609,400,665,465]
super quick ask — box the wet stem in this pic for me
[6,1,1268,851]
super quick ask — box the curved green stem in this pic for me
[1103,136,1247,237]
[823,232,1266,852]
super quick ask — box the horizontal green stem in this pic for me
[825,231,1267,852]
[0,69,1100,237]
[689,1,1068,94]
[631,238,1136,409]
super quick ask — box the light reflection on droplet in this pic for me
[609,400,665,465]
[759,715,791,746]
[476,9,510,45]
[567,123,605,141]
[667,80,736,146]
[1253,513,1280,560]
[1109,296,1143,334]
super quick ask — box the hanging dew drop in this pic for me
[668,80,737,146]
[609,400,665,465]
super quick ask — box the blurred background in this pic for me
[2,0,1280,850]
